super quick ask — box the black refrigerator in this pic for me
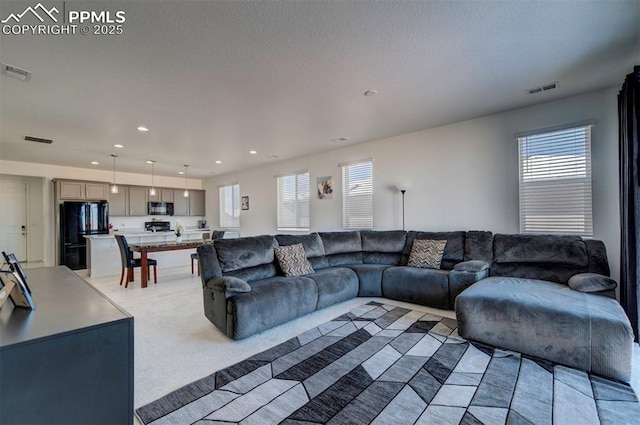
[60,201,109,270]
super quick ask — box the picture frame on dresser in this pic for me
[0,270,35,309]
[2,251,30,294]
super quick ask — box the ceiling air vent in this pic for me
[24,136,53,144]
[527,81,558,95]
[1,63,31,81]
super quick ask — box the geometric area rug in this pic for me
[136,302,640,425]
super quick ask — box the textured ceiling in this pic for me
[0,0,638,178]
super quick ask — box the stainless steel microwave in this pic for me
[147,202,174,216]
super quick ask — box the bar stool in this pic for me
[191,231,224,275]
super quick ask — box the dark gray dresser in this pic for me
[0,266,134,424]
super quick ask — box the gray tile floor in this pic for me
[33,263,640,422]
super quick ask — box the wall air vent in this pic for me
[527,81,558,95]
[1,63,31,81]
[24,136,53,144]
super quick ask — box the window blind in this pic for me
[277,172,309,230]
[219,184,240,229]
[341,160,373,229]
[518,125,593,236]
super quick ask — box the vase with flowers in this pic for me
[175,221,184,243]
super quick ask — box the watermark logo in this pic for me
[1,3,59,23]
[2,2,126,36]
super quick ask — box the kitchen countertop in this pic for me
[84,229,210,239]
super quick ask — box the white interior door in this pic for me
[0,181,28,261]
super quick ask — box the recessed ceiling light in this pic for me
[363,90,378,96]
[331,137,348,143]
[269,155,280,159]
[137,126,149,132]
[215,160,222,164]
[145,160,154,164]
[249,150,257,155]
[90,161,99,165]
[178,171,184,175]
[113,144,124,148]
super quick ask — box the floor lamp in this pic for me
[397,185,407,230]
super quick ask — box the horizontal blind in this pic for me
[219,184,240,229]
[342,160,373,229]
[277,172,309,230]
[518,125,592,236]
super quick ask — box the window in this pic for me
[341,160,373,229]
[219,184,240,229]
[277,172,309,230]
[518,124,593,236]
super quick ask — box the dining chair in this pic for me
[191,231,224,276]
[114,234,158,288]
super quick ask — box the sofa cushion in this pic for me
[320,231,363,266]
[215,235,277,272]
[224,263,277,283]
[403,231,465,269]
[408,239,447,269]
[464,230,493,263]
[275,233,329,270]
[568,273,617,293]
[493,234,588,266]
[360,230,406,265]
[344,264,390,297]
[382,266,450,310]
[274,244,314,276]
[320,231,362,254]
[456,276,634,382]
[229,276,319,339]
[306,267,359,309]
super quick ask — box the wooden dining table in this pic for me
[128,240,205,288]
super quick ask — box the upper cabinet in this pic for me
[55,179,204,216]
[128,187,148,216]
[189,190,205,216]
[56,180,109,200]
[173,190,189,216]
[109,187,129,216]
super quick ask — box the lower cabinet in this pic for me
[0,267,133,424]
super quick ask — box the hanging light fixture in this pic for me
[148,160,156,196]
[110,154,119,194]
[183,164,189,198]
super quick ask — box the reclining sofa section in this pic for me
[197,230,492,340]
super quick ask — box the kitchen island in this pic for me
[84,229,210,278]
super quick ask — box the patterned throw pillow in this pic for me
[408,239,447,269]
[274,243,314,276]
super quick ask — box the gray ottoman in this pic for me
[455,276,634,382]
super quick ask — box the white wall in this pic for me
[204,87,621,282]
[0,160,204,266]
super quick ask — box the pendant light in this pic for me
[148,160,156,196]
[183,164,189,198]
[110,154,119,194]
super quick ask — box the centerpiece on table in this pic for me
[175,221,184,243]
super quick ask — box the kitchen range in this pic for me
[144,221,172,233]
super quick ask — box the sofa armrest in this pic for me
[454,260,490,273]
[205,276,252,295]
[449,268,489,309]
[568,273,617,294]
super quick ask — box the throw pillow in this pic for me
[274,243,314,276]
[568,273,617,293]
[453,260,490,273]
[408,239,447,269]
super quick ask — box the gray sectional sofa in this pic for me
[197,230,634,382]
